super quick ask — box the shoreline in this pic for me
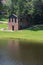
[0,30,43,43]
[0,37,43,44]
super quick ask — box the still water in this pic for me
[0,39,43,65]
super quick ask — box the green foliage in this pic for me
[1,0,43,15]
[0,0,3,13]
[0,0,43,25]
[32,0,43,14]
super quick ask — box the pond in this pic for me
[0,39,43,65]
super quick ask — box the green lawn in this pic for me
[0,24,7,28]
[0,30,43,43]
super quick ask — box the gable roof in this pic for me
[8,14,17,19]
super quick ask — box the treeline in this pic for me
[0,0,43,25]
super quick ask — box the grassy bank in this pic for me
[0,30,43,43]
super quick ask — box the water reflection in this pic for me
[8,40,20,52]
[0,40,43,65]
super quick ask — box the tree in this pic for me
[32,0,43,24]
[0,0,3,15]
[0,0,43,25]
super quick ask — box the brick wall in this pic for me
[8,18,18,31]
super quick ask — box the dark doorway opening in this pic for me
[12,26,14,31]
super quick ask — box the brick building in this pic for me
[8,14,30,31]
[8,14,18,31]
